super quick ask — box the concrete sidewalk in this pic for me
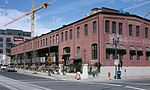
[16,69,150,82]
[16,69,109,82]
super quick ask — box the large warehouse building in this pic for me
[11,7,150,79]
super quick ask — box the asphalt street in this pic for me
[0,70,150,90]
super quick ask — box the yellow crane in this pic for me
[4,1,49,37]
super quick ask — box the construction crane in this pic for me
[4,1,49,37]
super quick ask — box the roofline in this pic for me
[12,11,150,48]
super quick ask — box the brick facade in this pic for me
[11,7,150,67]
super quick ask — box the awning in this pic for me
[112,45,126,50]
[70,55,82,60]
[105,44,114,49]
[130,46,136,51]
[136,47,143,51]
[62,53,70,56]
[62,53,70,59]
[118,45,126,50]
[146,48,150,52]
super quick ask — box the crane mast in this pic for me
[4,2,49,37]
[31,1,35,38]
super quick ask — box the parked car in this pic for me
[5,66,17,72]
[1,65,8,70]
[5,67,17,72]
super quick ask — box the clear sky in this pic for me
[0,0,150,36]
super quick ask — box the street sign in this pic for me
[47,56,52,64]
[114,59,119,65]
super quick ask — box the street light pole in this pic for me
[48,47,51,76]
[113,34,119,79]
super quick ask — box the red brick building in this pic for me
[11,7,150,78]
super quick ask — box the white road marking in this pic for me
[0,75,53,90]
[101,83,123,87]
[0,82,19,90]
[80,81,123,87]
[116,81,150,86]
[125,86,147,90]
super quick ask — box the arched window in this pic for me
[91,43,98,60]
[63,47,70,54]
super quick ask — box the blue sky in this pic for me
[0,0,150,36]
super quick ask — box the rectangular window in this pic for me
[137,54,140,60]
[6,38,11,42]
[61,32,63,42]
[53,35,55,44]
[41,40,42,47]
[77,27,80,38]
[92,44,97,60]
[146,55,149,61]
[136,26,140,37]
[0,49,3,53]
[0,43,3,47]
[84,24,88,36]
[77,47,80,54]
[0,37,3,42]
[65,31,68,41]
[119,23,123,34]
[50,37,52,45]
[37,41,39,48]
[69,29,72,39]
[46,38,48,46]
[112,21,116,34]
[93,21,97,33]
[106,51,110,59]
[129,24,132,36]
[130,52,134,60]
[56,34,58,43]
[105,20,109,33]
[145,27,148,38]
[43,39,45,46]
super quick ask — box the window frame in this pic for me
[112,21,116,34]
[84,24,88,36]
[65,31,68,41]
[105,20,110,33]
[145,27,148,38]
[77,46,80,54]
[119,23,123,34]
[93,21,97,33]
[91,43,98,60]
[129,24,133,36]
[136,26,140,37]
[69,29,72,39]
[77,27,80,38]
[61,32,64,42]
